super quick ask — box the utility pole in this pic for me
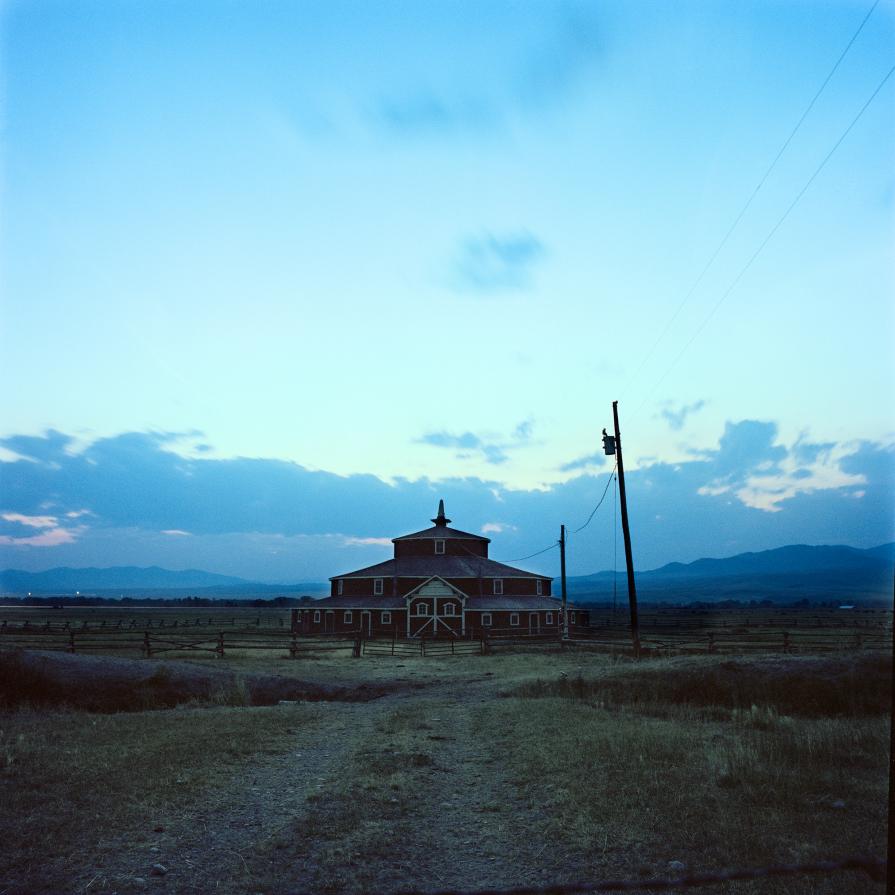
[603,401,640,658]
[559,524,568,639]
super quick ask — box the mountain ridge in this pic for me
[2,542,892,600]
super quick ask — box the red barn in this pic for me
[297,501,589,638]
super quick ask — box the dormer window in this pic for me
[493,579,503,595]
[337,579,344,596]
[373,578,383,595]
[435,539,445,555]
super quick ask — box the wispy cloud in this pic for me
[2,512,59,529]
[418,431,509,465]
[482,522,517,534]
[372,8,604,138]
[451,231,545,293]
[418,419,535,465]
[342,536,393,548]
[660,400,706,431]
[375,94,497,136]
[559,452,606,473]
[0,527,81,548]
[514,7,604,109]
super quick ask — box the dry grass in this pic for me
[0,649,888,894]
[490,652,889,892]
[0,703,320,892]
[514,652,891,716]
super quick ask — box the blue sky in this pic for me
[1,0,893,581]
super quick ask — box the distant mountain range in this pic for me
[0,566,327,597]
[567,543,894,605]
[1,542,892,603]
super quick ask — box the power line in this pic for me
[634,60,895,416]
[498,541,559,563]
[621,0,882,400]
[571,464,618,534]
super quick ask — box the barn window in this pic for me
[338,579,344,595]
[510,613,520,626]
[546,612,553,625]
[493,579,503,595]
[435,539,445,554]
[381,611,391,624]
[373,578,383,595]
[481,613,492,626]
[416,603,429,616]
[344,610,353,624]
[444,603,455,616]
[536,579,543,595]
[313,610,321,623]
[570,612,576,624]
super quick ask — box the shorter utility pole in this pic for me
[559,524,568,639]
[603,401,640,658]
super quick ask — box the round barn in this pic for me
[297,501,589,638]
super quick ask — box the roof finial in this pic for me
[431,499,451,527]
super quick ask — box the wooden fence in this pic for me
[0,626,358,658]
[0,619,889,658]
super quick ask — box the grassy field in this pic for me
[0,647,889,894]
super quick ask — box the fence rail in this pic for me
[0,619,889,658]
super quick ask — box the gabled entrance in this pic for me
[405,576,467,638]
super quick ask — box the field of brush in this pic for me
[0,624,890,894]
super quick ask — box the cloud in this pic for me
[0,425,891,578]
[161,529,192,537]
[375,94,497,136]
[2,512,59,529]
[0,527,81,548]
[342,536,393,548]
[482,522,517,534]
[418,431,508,465]
[373,8,604,138]
[514,7,604,109]
[660,400,706,431]
[418,420,535,465]
[559,452,606,473]
[450,231,545,293]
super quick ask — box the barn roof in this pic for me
[330,556,550,581]
[465,595,576,611]
[392,524,489,542]
[300,595,406,610]
[392,499,489,542]
[304,594,578,610]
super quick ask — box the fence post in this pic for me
[290,633,298,659]
[353,636,361,658]
[69,631,76,654]
[217,632,225,659]
[708,633,715,653]
[783,631,790,653]
[143,632,152,658]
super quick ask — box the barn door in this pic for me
[529,613,540,634]
[324,611,334,634]
[361,611,372,637]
